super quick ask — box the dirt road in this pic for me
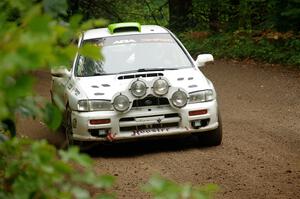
[17,60,300,198]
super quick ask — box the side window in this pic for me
[76,56,85,76]
[75,56,104,76]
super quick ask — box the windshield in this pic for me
[75,33,192,77]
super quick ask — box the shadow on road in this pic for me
[83,135,212,158]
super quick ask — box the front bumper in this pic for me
[71,100,219,142]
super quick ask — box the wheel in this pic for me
[62,106,96,151]
[197,113,222,146]
[63,106,74,149]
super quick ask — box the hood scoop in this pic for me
[118,72,163,80]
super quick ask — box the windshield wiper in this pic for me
[90,72,114,76]
[137,68,178,72]
[118,68,178,74]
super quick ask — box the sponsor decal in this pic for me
[113,39,136,44]
[131,127,169,136]
[67,83,73,90]
[141,38,172,42]
[74,89,80,96]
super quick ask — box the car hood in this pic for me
[75,67,212,100]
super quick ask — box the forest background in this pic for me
[68,0,300,66]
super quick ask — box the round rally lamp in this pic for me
[153,78,169,96]
[113,94,130,112]
[171,90,188,108]
[130,80,147,97]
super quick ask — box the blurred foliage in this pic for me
[0,1,218,199]
[144,175,219,199]
[0,0,104,132]
[0,138,115,199]
[0,138,217,199]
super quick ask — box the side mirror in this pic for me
[195,54,214,67]
[51,68,71,78]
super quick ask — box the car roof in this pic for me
[83,25,169,40]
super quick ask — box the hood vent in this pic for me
[118,73,163,80]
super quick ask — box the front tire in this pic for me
[62,106,96,151]
[197,114,223,146]
[63,106,74,148]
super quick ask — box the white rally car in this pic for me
[51,22,222,147]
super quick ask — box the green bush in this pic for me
[144,175,218,199]
[0,138,218,199]
[180,31,300,67]
[0,138,115,199]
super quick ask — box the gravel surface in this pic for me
[18,60,300,199]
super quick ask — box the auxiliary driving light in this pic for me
[153,78,169,96]
[113,94,130,112]
[130,80,147,97]
[171,90,188,108]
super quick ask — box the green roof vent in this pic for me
[108,22,141,34]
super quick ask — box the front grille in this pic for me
[132,95,169,107]
[119,113,180,132]
[119,113,179,122]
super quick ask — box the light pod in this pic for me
[113,94,130,112]
[171,90,188,108]
[153,78,169,96]
[130,79,147,97]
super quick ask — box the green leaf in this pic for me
[43,103,62,130]
[28,14,51,34]
[70,15,83,29]
[71,187,90,199]
[96,193,116,199]
[59,147,92,168]
[22,4,42,26]
[42,0,68,17]
[94,175,116,189]
[5,75,34,103]
[144,175,218,199]
[79,19,107,31]
[79,43,102,61]
[80,20,94,31]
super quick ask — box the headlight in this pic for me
[78,100,89,111]
[153,79,169,96]
[113,94,130,112]
[171,90,188,108]
[189,90,215,103]
[78,100,112,111]
[130,80,147,97]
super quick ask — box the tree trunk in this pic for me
[168,0,193,32]
[209,0,219,32]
